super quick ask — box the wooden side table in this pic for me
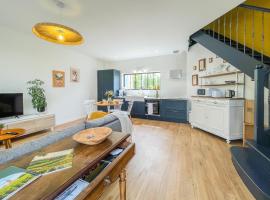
[0,128,25,149]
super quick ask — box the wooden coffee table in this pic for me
[0,131,135,200]
[0,128,25,149]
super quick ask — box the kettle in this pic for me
[225,90,235,98]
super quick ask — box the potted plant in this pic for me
[104,90,114,102]
[27,79,47,112]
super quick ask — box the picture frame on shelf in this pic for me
[198,58,206,71]
[192,74,198,86]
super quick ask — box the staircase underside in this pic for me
[190,30,268,80]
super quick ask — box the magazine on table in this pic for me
[0,166,40,200]
[55,179,89,200]
[26,149,74,175]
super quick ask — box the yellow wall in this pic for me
[207,0,270,57]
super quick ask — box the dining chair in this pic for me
[84,99,97,116]
[111,101,134,119]
[112,99,124,111]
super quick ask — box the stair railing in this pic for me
[204,4,270,66]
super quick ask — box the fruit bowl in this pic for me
[72,127,112,145]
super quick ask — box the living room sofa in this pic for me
[0,114,122,164]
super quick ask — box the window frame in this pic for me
[123,72,160,90]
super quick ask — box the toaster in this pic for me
[197,89,205,95]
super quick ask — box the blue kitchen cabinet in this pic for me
[131,101,145,118]
[160,99,187,122]
[97,69,120,111]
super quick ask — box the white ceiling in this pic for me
[0,0,243,61]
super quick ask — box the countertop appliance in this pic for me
[225,90,235,98]
[145,99,160,116]
[211,89,224,98]
[197,89,205,95]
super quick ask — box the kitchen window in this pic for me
[124,72,160,90]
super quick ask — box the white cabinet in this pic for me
[190,97,244,143]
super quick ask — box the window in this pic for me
[124,72,160,90]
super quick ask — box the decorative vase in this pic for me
[107,97,113,103]
[37,106,45,113]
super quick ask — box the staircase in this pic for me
[189,3,270,200]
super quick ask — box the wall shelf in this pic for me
[199,83,244,87]
[199,71,243,78]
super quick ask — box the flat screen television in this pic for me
[0,93,23,118]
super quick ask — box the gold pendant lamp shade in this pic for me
[32,23,83,45]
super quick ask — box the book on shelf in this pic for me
[27,149,74,175]
[0,166,40,200]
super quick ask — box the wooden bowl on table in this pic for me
[72,127,112,145]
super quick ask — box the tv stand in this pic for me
[0,114,55,137]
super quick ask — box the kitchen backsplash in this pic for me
[123,89,159,97]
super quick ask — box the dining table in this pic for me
[95,100,123,112]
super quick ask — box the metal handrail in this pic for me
[205,4,268,64]
[240,4,270,13]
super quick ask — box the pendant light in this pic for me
[32,1,83,45]
[32,22,83,45]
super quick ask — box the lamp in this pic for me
[32,22,83,45]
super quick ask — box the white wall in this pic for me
[102,53,187,98]
[0,26,99,125]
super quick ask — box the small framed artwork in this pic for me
[192,74,198,86]
[52,70,65,87]
[209,57,213,63]
[198,58,206,71]
[70,67,80,82]
[193,66,197,71]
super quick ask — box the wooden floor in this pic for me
[99,119,254,200]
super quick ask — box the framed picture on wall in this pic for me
[70,67,80,83]
[198,58,206,71]
[192,74,198,86]
[52,70,65,87]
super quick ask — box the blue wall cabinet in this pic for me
[97,69,120,111]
